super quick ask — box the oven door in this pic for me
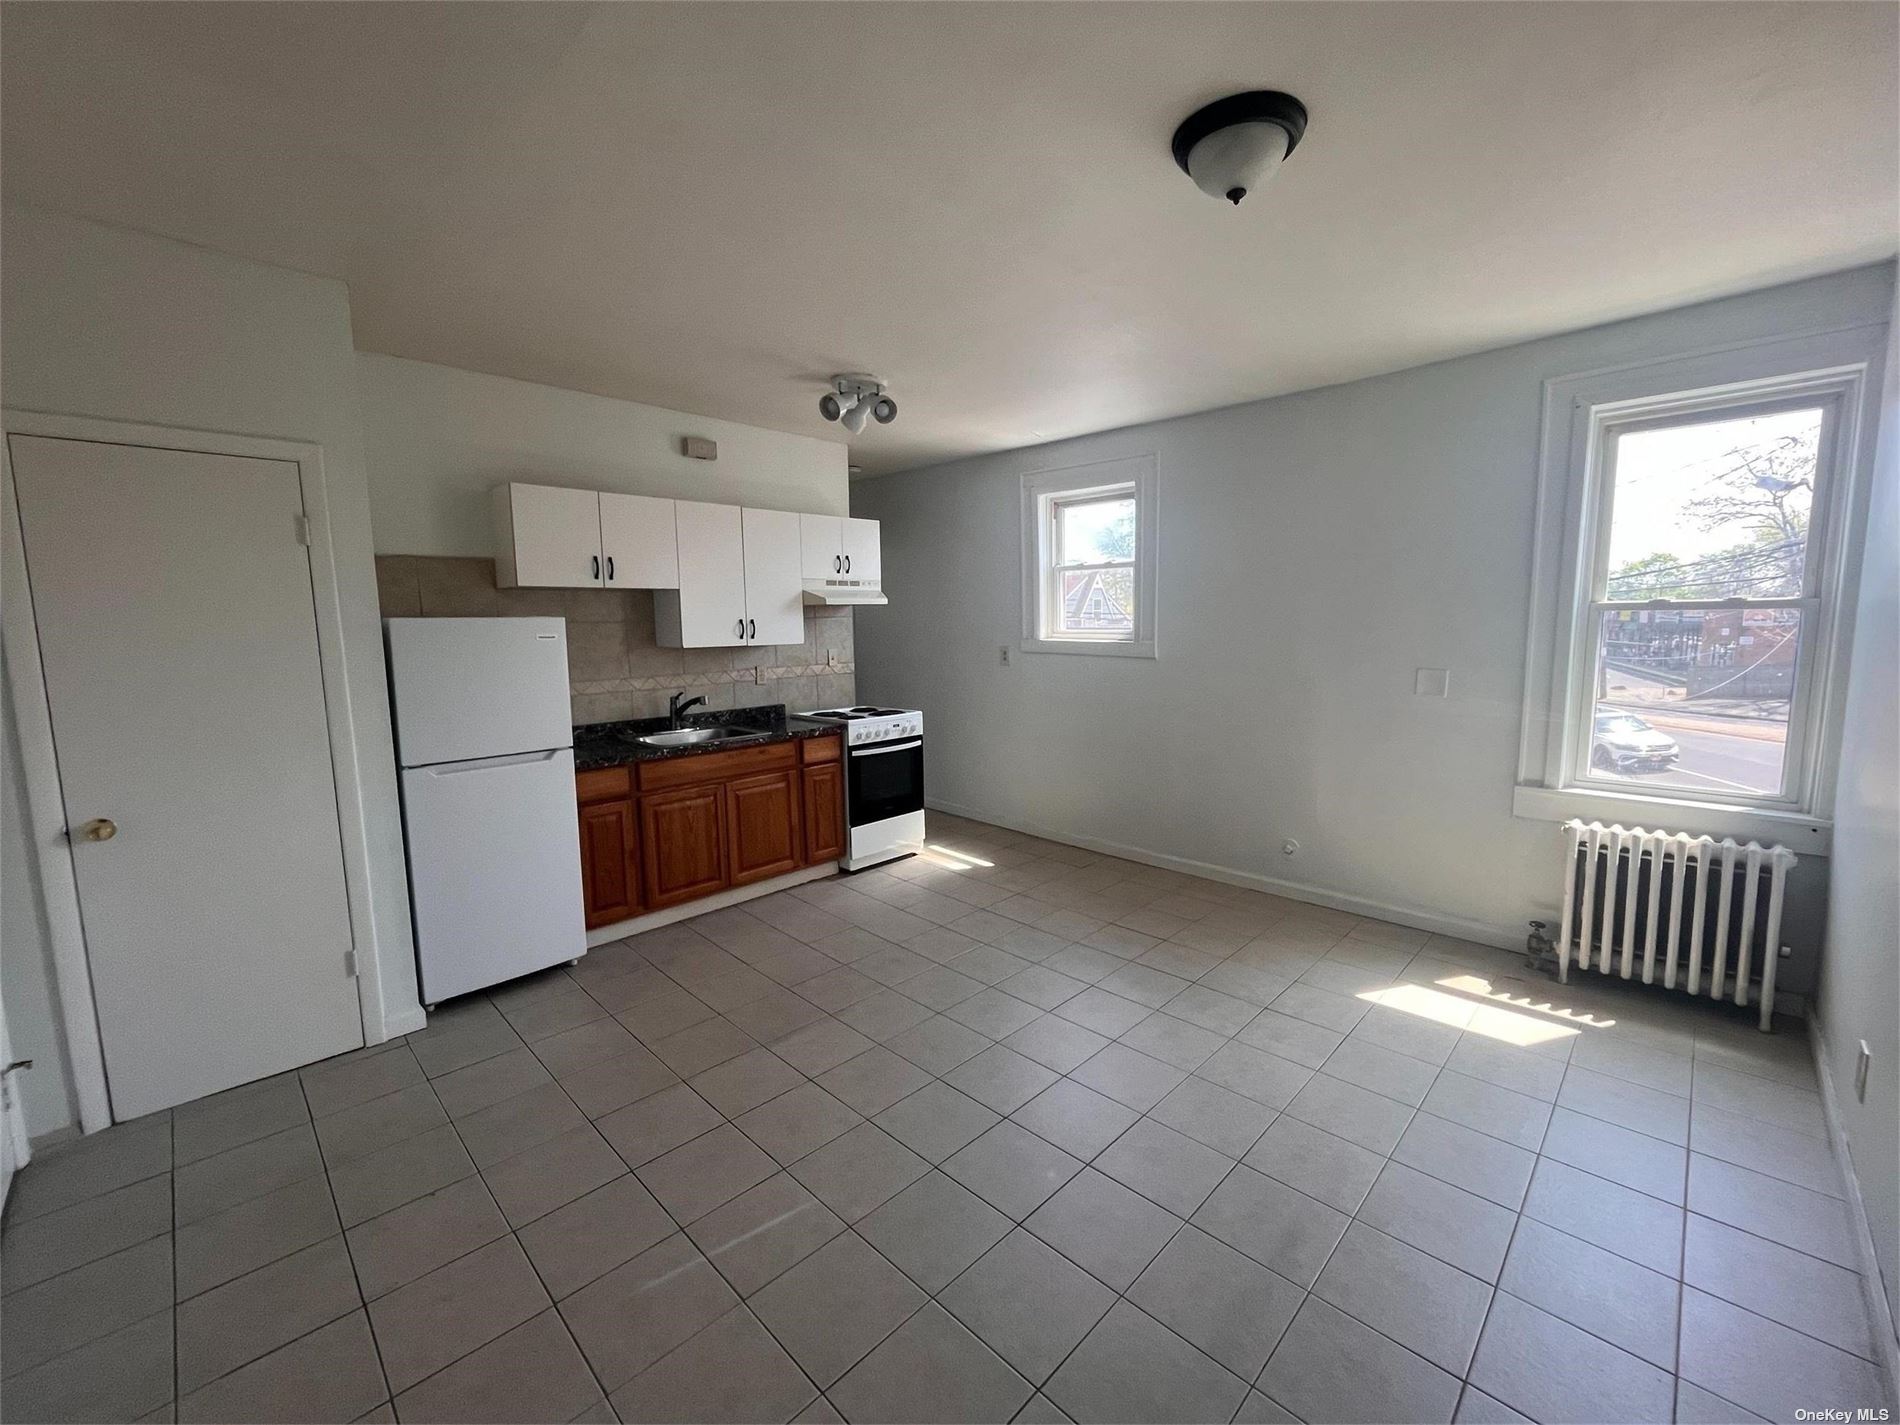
[846,738,924,825]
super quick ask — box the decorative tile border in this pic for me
[572,661,855,696]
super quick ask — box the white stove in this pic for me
[802,706,926,869]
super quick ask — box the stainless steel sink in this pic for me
[634,725,770,748]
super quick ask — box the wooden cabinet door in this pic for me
[639,783,729,908]
[727,769,802,886]
[599,493,679,590]
[496,483,603,588]
[741,506,806,645]
[578,798,640,928]
[801,761,846,865]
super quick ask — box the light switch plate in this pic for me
[1414,668,1451,698]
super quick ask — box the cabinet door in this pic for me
[841,517,881,583]
[639,783,728,908]
[801,762,846,865]
[659,501,747,647]
[742,507,805,645]
[799,513,842,580]
[599,493,680,589]
[578,798,640,927]
[727,769,803,886]
[497,483,603,588]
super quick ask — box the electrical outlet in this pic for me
[1856,1040,1871,1102]
[999,645,1011,666]
[1414,668,1451,698]
[756,665,768,685]
[828,650,841,669]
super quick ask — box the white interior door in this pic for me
[9,435,363,1119]
[599,493,679,589]
[743,507,806,645]
[841,517,882,583]
[665,500,747,647]
[800,513,842,581]
[504,484,604,588]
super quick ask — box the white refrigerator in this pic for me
[386,617,584,1005]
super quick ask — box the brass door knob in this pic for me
[80,818,117,842]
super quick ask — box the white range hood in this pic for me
[802,578,887,606]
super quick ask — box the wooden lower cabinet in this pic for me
[801,761,846,864]
[578,798,640,928]
[727,769,803,885]
[639,783,728,909]
[577,731,844,926]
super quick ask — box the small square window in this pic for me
[1020,457,1157,657]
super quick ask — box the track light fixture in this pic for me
[1171,90,1308,205]
[819,374,896,434]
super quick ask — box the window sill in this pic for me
[1022,637,1156,659]
[1512,784,1831,856]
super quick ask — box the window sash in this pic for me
[1572,596,1816,804]
[1557,380,1855,813]
[1042,486,1139,641]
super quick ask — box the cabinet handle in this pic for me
[591,555,600,582]
[748,619,756,640]
[844,555,851,574]
[606,556,615,582]
[834,555,841,574]
[735,619,745,639]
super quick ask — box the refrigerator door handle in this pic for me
[419,748,566,774]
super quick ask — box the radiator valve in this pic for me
[1525,920,1556,973]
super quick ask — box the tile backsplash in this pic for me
[375,555,856,726]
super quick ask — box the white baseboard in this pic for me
[380,1005,429,1040]
[926,798,1811,1017]
[926,797,1522,950]
[585,862,839,947]
[1809,1015,1900,1409]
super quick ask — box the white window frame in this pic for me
[1515,325,1886,855]
[1021,455,1158,658]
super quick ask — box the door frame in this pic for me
[3,410,396,1132]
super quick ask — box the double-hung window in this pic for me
[1517,328,1881,848]
[1021,456,1158,657]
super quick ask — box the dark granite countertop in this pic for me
[573,704,838,771]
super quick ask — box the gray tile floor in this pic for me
[4,815,1892,1424]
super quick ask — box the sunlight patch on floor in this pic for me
[922,843,995,869]
[1356,972,1596,1046]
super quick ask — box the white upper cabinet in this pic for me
[841,517,881,583]
[800,513,842,580]
[599,492,679,589]
[493,483,604,588]
[801,513,881,582]
[656,500,748,647]
[743,507,805,645]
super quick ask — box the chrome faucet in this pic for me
[668,691,707,729]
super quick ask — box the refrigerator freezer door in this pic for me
[386,617,572,767]
[401,748,585,1003]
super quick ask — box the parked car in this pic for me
[1591,706,1681,772]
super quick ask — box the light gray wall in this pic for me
[1819,283,1900,1342]
[1,205,425,1136]
[358,353,849,557]
[853,263,1894,985]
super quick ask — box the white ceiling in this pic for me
[3,2,1894,476]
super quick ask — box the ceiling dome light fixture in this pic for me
[1171,90,1308,205]
[819,374,896,435]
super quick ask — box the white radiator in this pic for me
[1555,819,1797,1031]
